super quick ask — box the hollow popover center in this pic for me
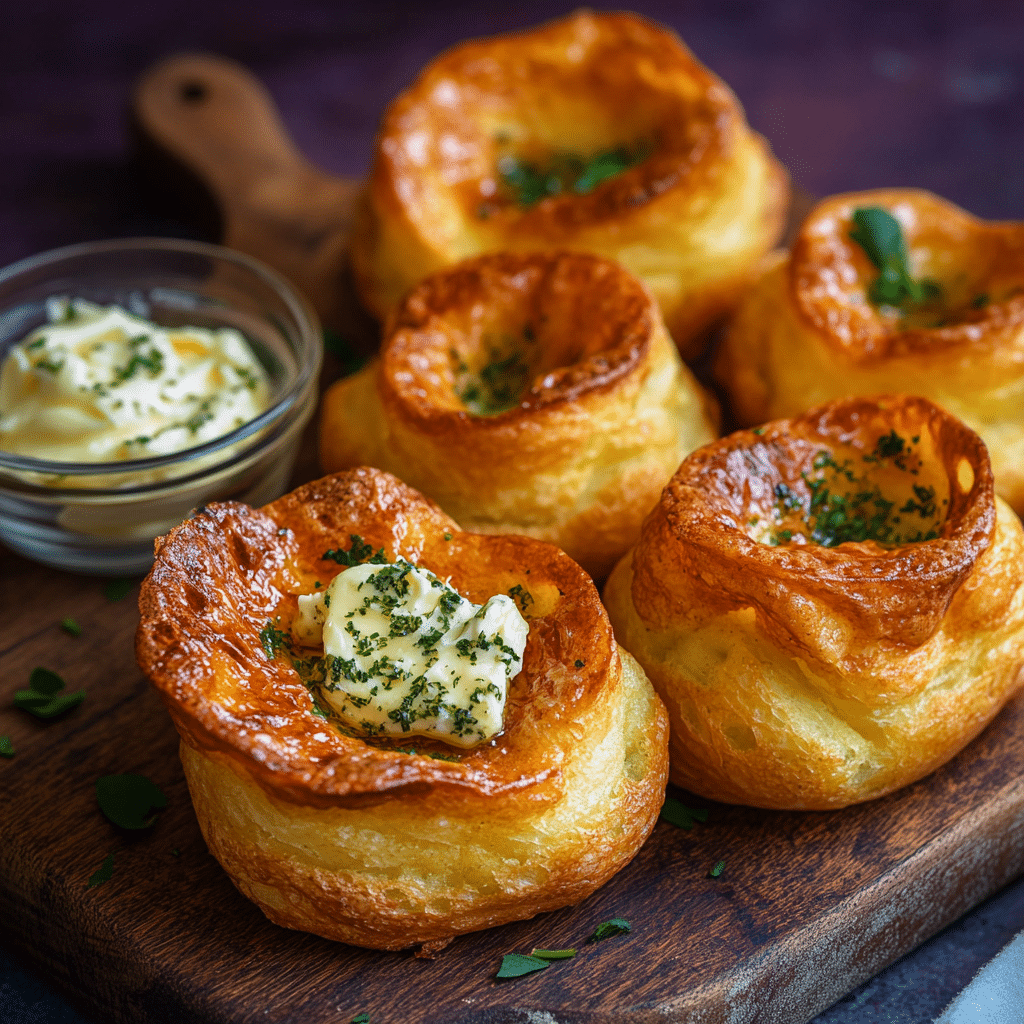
[381,251,653,421]
[633,396,995,647]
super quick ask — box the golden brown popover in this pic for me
[349,10,789,360]
[604,395,1024,810]
[320,250,718,581]
[716,188,1024,513]
[137,467,668,950]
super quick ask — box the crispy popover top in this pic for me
[630,395,994,655]
[350,9,788,356]
[137,468,617,812]
[792,189,1024,362]
[380,250,657,426]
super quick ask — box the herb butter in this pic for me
[294,560,528,747]
[0,298,270,462]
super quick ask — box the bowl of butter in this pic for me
[0,237,322,574]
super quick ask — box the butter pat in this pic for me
[295,561,528,747]
[0,297,270,462]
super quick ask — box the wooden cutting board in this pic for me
[3,51,1024,1024]
[2,544,1023,1024]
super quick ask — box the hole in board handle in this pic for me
[180,80,207,103]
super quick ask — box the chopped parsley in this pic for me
[508,584,533,614]
[60,617,82,637]
[762,434,945,548]
[456,346,531,416]
[495,140,652,208]
[709,859,726,879]
[496,953,551,979]
[96,773,167,830]
[260,621,292,659]
[350,1014,373,1024]
[87,853,114,888]
[103,578,135,602]
[14,667,85,719]
[110,335,164,385]
[323,534,388,567]
[0,735,14,757]
[588,918,632,942]
[660,798,710,830]
[849,206,942,314]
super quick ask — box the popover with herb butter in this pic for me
[320,250,718,581]
[603,395,1024,810]
[349,9,788,360]
[715,189,1024,514]
[136,467,668,951]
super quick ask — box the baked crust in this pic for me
[320,251,718,580]
[603,395,1024,810]
[716,188,1024,513]
[137,467,668,949]
[349,10,788,360]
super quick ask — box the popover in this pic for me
[603,395,1024,810]
[320,250,718,581]
[137,467,669,950]
[716,189,1024,514]
[349,10,789,360]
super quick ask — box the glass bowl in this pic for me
[0,238,322,575]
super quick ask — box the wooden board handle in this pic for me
[133,53,319,205]
[132,53,373,346]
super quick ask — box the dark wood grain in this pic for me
[1,539,1022,1024]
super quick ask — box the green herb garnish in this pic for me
[260,621,292,659]
[323,330,368,378]
[709,859,726,879]
[457,349,531,415]
[0,735,14,757]
[588,918,632,942]
[508,583,533,613]
[660,798,709,830]
[96,773,167,830]
[496,953,551,979]
[60,617,82,637]
[530,948,577,960]
[87,853,114,888]
[323,535,388,567]
[103,578,135,602]
[497,141,651,208]
[14,667,85,719]
[350,1014,372,1024]
[849,206,942,312]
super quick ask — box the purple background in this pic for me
[1,2,1023,1022]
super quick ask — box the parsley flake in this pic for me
[323,535,388,567]
[96,773,167,830]
[87,853,114,888]
[14,667,85,719]
[496,953,551,979]
[60,617,83,636]
[588,918,632,942]
[660,797,710,830]
[103,578,135,602]
[849,206,942,313]
[0,735,14,757]
[709,859,726,879]
[350,1014,373,1024]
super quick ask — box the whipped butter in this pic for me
[294,560,529,747]
[0,298,271,462]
